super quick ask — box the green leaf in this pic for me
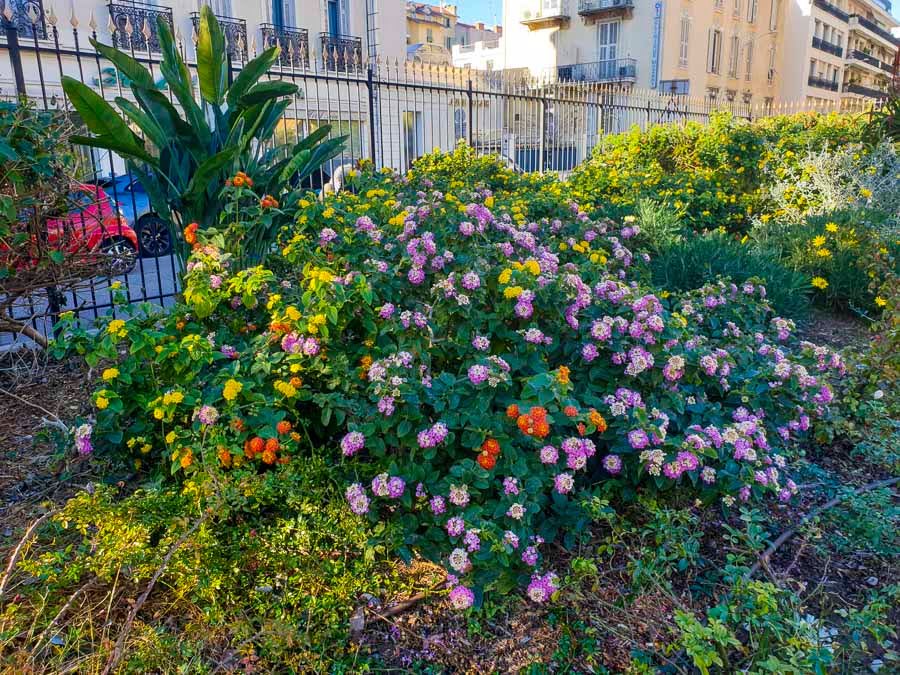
[62,77,148,159]
[196,5,226,105]
[115,97,167,152]
[238,80,298,108]
[70,134,155,166]
[183,147,238,199]
[226,47,282,110]
[157,17,211,148]
[278,148,311,182]
[89,38,155,90]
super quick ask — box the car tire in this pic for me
[99,236,137,276]
[137,214,172,258]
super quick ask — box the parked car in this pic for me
[101,174,173,258]
[46,183,139,275]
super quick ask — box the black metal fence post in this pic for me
[466,78,473,147]
[538,98,546,174]
[2,12,28,97]
[366,64,377,164]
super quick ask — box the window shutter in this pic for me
[707,28,715,72]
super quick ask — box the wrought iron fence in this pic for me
[0,5,876,348]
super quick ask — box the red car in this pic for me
[46,183,139,275]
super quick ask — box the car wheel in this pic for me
[137,214,172,258]
[99,236,137,276]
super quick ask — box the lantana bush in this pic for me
[58,147,845,608]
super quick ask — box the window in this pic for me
[446,36,452,49]
[728,35,740,77]
[426,28,433,43]
[598,21,619,64]
[745,40,754,80]
[679,14,690,67]
[809,59,816,77]
[747,0,758,23]
[733,0,741,17]
[769,0,780,30]
[707,28,723,74]
[715,0,724,8]
[767,45,776,82]
[454,108,467,141]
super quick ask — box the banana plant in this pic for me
[61,5,346,266]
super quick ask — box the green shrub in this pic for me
[648,231,811,318]
[55,147,848,610]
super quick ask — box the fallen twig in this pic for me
[0,509,58,604]
[30,578,98,658]
[745,476,899,581]
[0,386,69,434]
[100,513,207,675]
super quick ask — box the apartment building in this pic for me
[455,20,502,46]
[406,2,458,62]
[780,0,897,105]
[1,1,406,68]
[499,1,784,100]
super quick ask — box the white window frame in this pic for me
[707,28,723,74]
[745,39,754,80]
[747,0,758,23]
[679,14,691,68]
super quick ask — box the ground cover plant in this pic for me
[0,124,897,672]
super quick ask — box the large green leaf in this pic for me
[70,134,155,165]
[89,38,155,90]
[157,16,210,148]
[226,47,282,110]
[62,77,146,154]
[183,147,238,199]
[293,125,332,153]
[279,148,311,182]
[133,88,203,159]
[196,5,226,105]
[238,80,298,108]
[115,97,167,153]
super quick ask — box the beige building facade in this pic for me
[406,2,458,62]
[779,0,897,105]
[494,0,895,102]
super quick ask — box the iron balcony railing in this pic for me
[848,14,900,46]
[578,0,635,16]
[320,32,362,71]
[812,0,848,22]
[557,58,637,83]
[811,36,843,57]
[190,11,247,60]
[108,2,174,54]
[807,74,839,91]
[1,0,47,39]
[260,23,309,68]
[849,49,880,67]
[521,0,570,24]
[844,82,889,98]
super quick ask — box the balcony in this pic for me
[557,58,636,83]
[260,23,310,69]
[578,0,634,21]
[811,36,843,57]
[520,1,570,29]
[843,82,889,98]
[320,33,362,72]
[807,74,839,91]
[847,48,895,74]
[108,2,173,54]
[190,12,247,61]
[848,14,900,47]
[1,0,47,39]
[812,0,848,22]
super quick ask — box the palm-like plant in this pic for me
[62,6,345,265]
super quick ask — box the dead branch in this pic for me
[0,386,69,433]
[745,476,899,580]
[30,578,98,658]
[0,509,58,604]
[100,513,208,675]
